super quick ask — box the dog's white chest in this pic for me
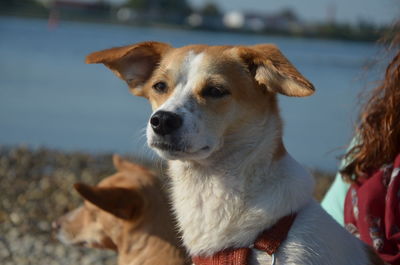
[168,155,314,257]
[170,163,250,254]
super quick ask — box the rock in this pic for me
[0,147,130,265]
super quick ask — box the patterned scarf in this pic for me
[345,153,400,264]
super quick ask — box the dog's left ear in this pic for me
[235,44,315,97]
[74,183,144,220]
[86,41,171,97]
[112,154,141,172]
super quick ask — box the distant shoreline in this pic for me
[0,13,390,43]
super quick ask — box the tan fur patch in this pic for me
[86,42,171,97]
[160,46,278,113]
[233,44,315,97]
[87,42,314,111]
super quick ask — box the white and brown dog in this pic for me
[86,42,383,264]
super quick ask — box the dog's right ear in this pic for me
[74,183,144,220]
[112,154,142,172]
[86,41,171,97]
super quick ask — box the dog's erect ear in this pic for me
[86,41,171,97]
[112,154,153,176]
[235,44,314,97]
[74,183,144,220]
[112,154,140,172]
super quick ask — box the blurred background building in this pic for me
[1,0,398,41]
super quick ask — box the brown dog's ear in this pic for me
[112,154,142,172]
[74,183,144,220]
[235,44,314,97]
[86,41,171,97]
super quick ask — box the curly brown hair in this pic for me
[341,30,400,183]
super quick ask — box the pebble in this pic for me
[0,147,122,265]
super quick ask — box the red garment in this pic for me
[192,214,296,265]
[344,153,400,265]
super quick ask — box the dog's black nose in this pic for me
[150,111,183,136]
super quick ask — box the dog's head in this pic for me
[87,43,314,161]
[53,155,156,250]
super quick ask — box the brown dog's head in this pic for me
[87,43,314,162]
[53,155,160,251]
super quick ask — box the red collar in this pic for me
[192,214,296,265]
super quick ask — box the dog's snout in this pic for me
[150,111,183,136]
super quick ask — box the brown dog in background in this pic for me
[53,155,188,265]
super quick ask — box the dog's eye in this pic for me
[202,86,230,98]
[152,82,168,94]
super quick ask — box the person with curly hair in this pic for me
[322,30,400,264]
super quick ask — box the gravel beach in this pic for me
[0,146,333,265]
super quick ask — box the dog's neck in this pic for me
[168,115,315,256]
[114,195,187,265]
[116,230,187,265]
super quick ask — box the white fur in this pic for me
[146,49,372,264]
[168,147,369,264]
[147,51,227,161]
[169,153,313,256]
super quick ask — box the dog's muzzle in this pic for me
[150,110,183,136]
